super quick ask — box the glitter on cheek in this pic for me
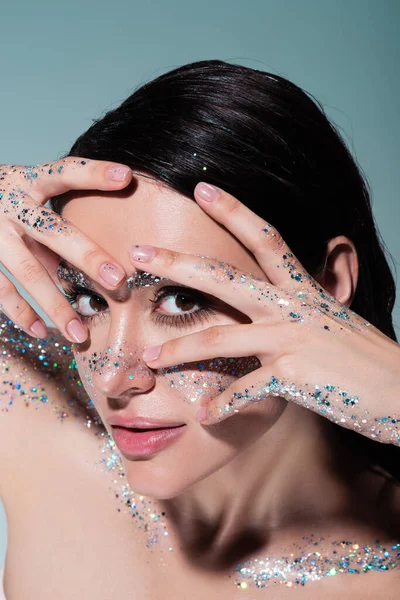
[160,356,261,407]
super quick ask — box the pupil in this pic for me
[89,295,106,312]
[175,294,195,311]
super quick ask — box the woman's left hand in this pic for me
[130,183,400,446]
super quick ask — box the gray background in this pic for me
[0,0,399,566]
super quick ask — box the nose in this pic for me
[94,359,156,409]
[86,321,156,408]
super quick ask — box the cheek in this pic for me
[160,355,262,407]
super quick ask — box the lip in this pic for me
[111,424,187,457]
[107,416,186,429]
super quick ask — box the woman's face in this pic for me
[61,175,286,499]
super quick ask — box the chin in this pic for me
[122,460,200,499]
[120,446,238,500]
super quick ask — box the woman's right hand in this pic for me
[0,158,132,343]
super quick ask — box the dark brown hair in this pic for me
[52,59,399,483]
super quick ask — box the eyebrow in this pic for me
[57,259,169,302]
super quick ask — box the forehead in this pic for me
[62,175,261,275]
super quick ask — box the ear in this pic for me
[316,236,359,307]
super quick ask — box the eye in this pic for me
[63,286,108,320]
[150,286,216,328]
[74,294,108,317]
[155,291,200,315]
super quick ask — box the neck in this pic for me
[162,404,383,569]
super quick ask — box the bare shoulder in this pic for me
[0,315,103,466]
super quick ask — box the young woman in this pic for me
[0,60,399,599]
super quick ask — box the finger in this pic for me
[0,271,48,339]
[142,322,292,368]
[23,236,60,283]
[194,182,313,290]
[2,158,133,203]
[196,366,281,425]
[4,201,127,290]
[129,245,279,320]
[0,244,88,344]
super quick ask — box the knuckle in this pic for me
[201,326,225,348]
[284,321,304,348]
[260,223,284,248]
[275,352,297,381]
[19,258,47,284]
[90,160,110,180]
[50,299,71,320]
[165,337,180,360]
[52,158,67,172]
[162,250,178,269]
[0,276,15,299]
[13,303,32,323]
[225,196,242,215]
[81,248,105,270]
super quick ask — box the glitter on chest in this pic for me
[234,536,400,589]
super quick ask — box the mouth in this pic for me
[110,424,187,457]
[129,425,184,432]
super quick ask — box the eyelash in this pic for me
[62,284,216,329]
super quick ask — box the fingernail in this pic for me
[66,319,88,343]
[99,263,126,287]
[107,165,131,182]
[130,245,156,263]
[196,406,208,422]
[195,182,222,202]
[143,345,161,362]
[30,320,47,339]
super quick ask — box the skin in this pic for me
[1,161,399,598]
[61,176,400,552]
